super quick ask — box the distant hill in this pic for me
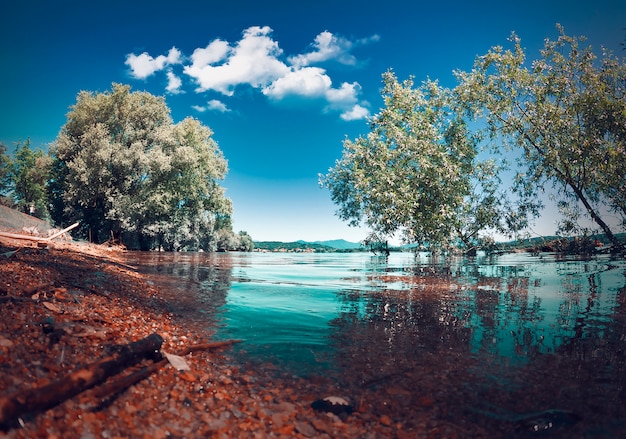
[253,241,335,252]
[307,239,362,250]
[252,239,363,252]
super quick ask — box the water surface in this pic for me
[130,251,626,437]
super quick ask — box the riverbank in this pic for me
[0,239,494,439]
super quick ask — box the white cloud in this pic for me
[127,27,377,121]
[184,26,289,95]
[325,82,360,106]
[192,99,231,113]
[165,71,183,94]
[289,31,353,67]
[125,47,182,79]
[262,67,331,99]
[289,31,380,67]
[189,40,230,68]
[207,99,230,112]
[324,82,370,120]
[340,104,370,121]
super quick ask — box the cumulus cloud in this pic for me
[184,26,289,95]
[289,32,380,68]
[340,104,370,121]
[189,40,230,67]
[192,99,231,113]
[126,47,182,79]
[126,27,377,120]
[207,99,230,112]
[262,67,331,99]
[323,82,370,120]
[165,71,183,94]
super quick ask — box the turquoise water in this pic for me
[132,250,626,435]
[133,251,625,373]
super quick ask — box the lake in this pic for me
[129,250,626,437]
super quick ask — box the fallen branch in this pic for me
[0,333,163,430]
[45,223,79,241]
[92,339,242,400]
[0,222,79,246]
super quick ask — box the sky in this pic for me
[1,0,624,243]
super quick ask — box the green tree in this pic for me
[455,25,626,248]
[119,117,232,251]
[52,83,233,249]
[320,71,527,253]
[0,143,12,199]
[237,231,255,252]
[11,140,52,220]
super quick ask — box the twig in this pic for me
[91,339,242,401]
[0,333,163,430]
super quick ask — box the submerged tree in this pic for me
[51,83,234,250]
[455,25,626,248]
[320,71,530,253]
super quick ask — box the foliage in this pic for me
[237,231,255,252]
[455,25,626,248]
[320,71,530,253]
[10,140,52,220]
[0,143,12,197]
[51,83,235,250]
[253,241,337,252]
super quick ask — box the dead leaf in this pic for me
[42,302,62,313]
[164,352,191,371]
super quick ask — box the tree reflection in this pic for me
[127,252,234,328]
[326,254,626,437]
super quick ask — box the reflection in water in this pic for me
[129,251,235,331]
[127,251,626,437]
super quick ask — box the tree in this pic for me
[117,117,232,251]
[320,71,527,253]
[0,143,12,199]
[455,25,626,248]
[237,231,255,252]
[51,83,233,249]
[11,140,52,220]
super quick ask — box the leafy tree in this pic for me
[237,231,255,252]
[0,143,12,199]
[320,71,527,253]
[118,117,232,251]
[11,139,52,220]
[51,83,233,249]
[455,25,626,248]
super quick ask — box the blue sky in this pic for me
[1,0,624,242]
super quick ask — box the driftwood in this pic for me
[0,333,163,429]
[92,340,242,400]
[0,222,79,246]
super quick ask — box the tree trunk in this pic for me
[569,181,621,249]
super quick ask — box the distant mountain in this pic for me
[308,239,362,250]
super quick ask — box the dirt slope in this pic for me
[0,205,55,234]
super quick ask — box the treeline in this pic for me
[0,85,253,252]
[253,241,340,252]
[320,26,625,254]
